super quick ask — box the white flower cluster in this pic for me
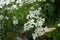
[58,23,60,27]
[0,15,4,20]
[23,7,49,40]
[1,0,47,8]
[24,19,35,31]
[11,5,18,10]
[0,14,10,21]
[27,7,41,20]
[0,0,47,9]
[16,0,23,7]
[4,5,18,12]
[51,0,55,2]
[0,0,15,8]
[32,27,49,40]
[24,0,36,4]
[12,16,18,25]
[0,0,23,9]
[24,7,41,31]
[24,0,46,4]
[0,15,19,26]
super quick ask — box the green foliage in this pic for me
[44,27,60,40]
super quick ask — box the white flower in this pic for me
[19,2,23,7]
[30,7,34,10]
[0,1,5,8]
[38,7,41,11]
[24,0,36,4]
[5,7,10,10]
[29,12,35,18]
[36,20,43,27]
[24,19,35,31]
[27,0,34,3]
[13,19,18,25]
[32,27,46,39]
[10,0,15,2]
[16,0,23,7]
[0,1,5,5]
[24,24,31,31]
[29,11,33,14]
[11,5,18,9]
[51,0,55,2]
[34,0,36,2]
[34,27,44,35]
[0,0,15,8]
[28,19,35,24]
[27,9,41,20]
[23,7,47,40]
[23,0,28,3]
[16,0,22,3]
[42,18,45,22]
[5,16,9,20]
[0,6,2,8]
[36,18,45,27]
[33,10,40,15]
[32,33,38,40]
[44,26,49,32]
[24,25,33,31]
[13,16,16,19]
[58,23,60,27]
[26,15,30,20]
[38,31,45,36]
[24,0,33,4]
[38,0,42,1]
[0,15,4,20]
[5,0,11,5]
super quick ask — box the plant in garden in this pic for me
[0,0,60,40]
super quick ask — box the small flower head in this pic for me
[13,19,18,25]
[0,15,4,20]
